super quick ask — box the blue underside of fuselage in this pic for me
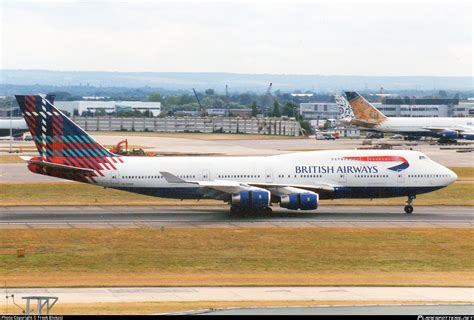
[365,129,474,140]
[114,186,445,201]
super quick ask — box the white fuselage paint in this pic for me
[0,118,27,130]
[374,117,474,134]
[93,149,457,199]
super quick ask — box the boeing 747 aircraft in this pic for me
[15,94,457,214]
[344,91,474,141]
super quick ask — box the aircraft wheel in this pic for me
[230,206,241,215]
[404,205,414,214]
[263,207,273,215]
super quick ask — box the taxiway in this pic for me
[0,205,471,228]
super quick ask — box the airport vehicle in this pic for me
[390,134,404,140]
[365,132,384,139]
[15,95,457,214]
[109,139,155,156]
[344,92,474,142]
[315,132,336,140]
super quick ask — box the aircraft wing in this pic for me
[160,171,242,193]
[349,119,379,128]
[422,126,469,133]
[160,171,335,198]
[249,182,334,194]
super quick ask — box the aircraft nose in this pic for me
[447,168,458,184]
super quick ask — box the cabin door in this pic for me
[109,170,120,186]
[338,173,347,184]
[397,171,405,183]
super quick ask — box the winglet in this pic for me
[160,171,187,183]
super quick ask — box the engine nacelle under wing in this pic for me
[280,192,319,210]
[231,190,271,209]
[438,130,459,139]
[462,133,474,140]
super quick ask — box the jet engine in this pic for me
[438,130,459,139]
[231,189,271,210]
[462,133,474,140]
[280,192,319,210]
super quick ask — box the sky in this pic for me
[0,0,472,76]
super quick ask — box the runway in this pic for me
[189,304,474,315]
[0,205,472,228]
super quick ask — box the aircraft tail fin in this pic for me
[15,95,122,175]
[335,94,354,119]
[344,92,387,125]
[45,94,55,104]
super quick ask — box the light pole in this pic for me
[9,103,13,154]
[10,108,13,153]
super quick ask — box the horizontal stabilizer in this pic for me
[28,159,95,175]
[349,119,380,128]
[19,156,33,161]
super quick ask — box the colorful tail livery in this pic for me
[15,95,122,182]
[345,92,387,126]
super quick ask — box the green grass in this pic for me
[0,228,472,287]
[0,154,26,163]
[451,167,474,179]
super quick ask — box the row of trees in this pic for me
[148,89,308,117]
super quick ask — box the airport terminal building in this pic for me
[300,98,474,120]
[377,98,474,117]
[55,101,162,116]
[299,103,339,120]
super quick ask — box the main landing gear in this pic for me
[404,195,416,214]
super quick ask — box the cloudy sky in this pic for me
[1,0,472,76]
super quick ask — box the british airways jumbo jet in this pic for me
[15,95,457,214]
[344,91,474,141]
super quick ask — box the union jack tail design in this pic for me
[15,95,123,182]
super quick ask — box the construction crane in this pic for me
[262,82,273,116]
[225,84,230,107]
[192,88,206,116]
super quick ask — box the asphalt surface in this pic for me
[190,304,474,315]
[0,205,472,228]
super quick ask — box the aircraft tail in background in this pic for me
[345,91,387,126]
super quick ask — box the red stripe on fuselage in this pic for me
[343,156,408,163]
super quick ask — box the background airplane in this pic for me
[0,94,55,138]
[344,91,474,142]
[15,94,457,214]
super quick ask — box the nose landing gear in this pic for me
[404,195,416,214]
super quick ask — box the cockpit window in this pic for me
[419,155,427,160]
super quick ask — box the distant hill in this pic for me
[1,69,472,92]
